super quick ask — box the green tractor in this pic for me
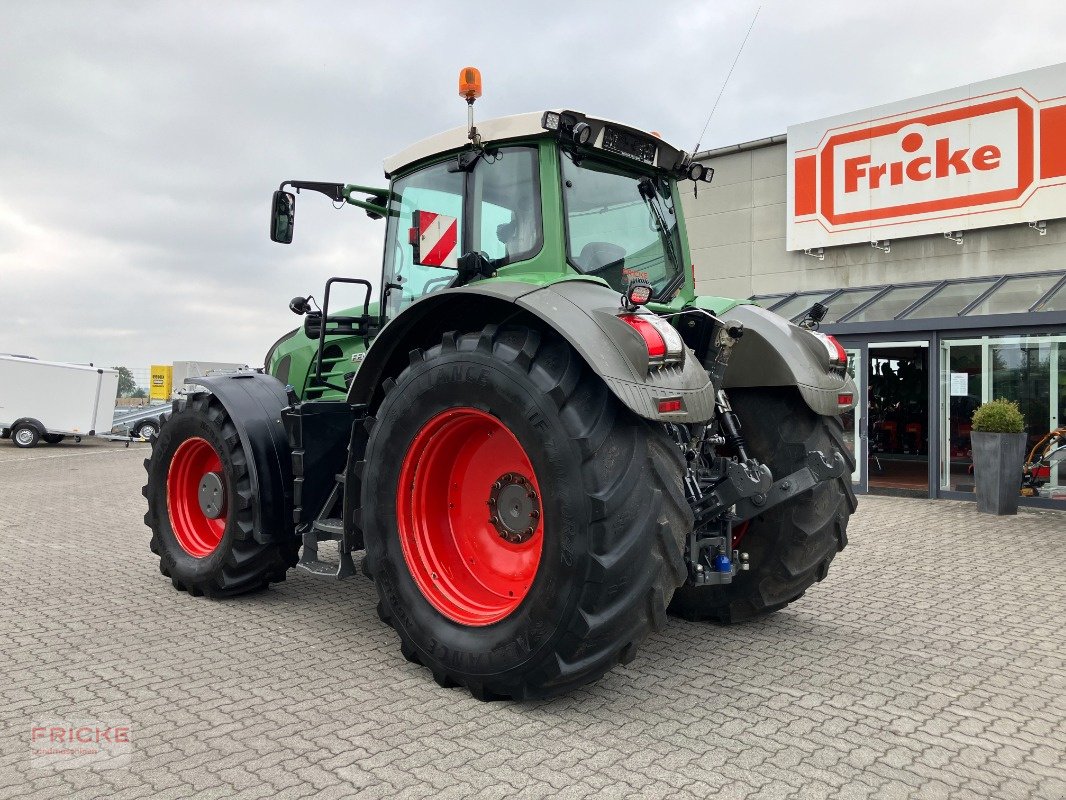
[143,72,857,699]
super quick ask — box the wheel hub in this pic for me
[14,429,34,446]
[488,472,539,543]
[197,472,225,519]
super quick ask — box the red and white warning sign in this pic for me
[410,211,459,268]
[786,63,1066,250]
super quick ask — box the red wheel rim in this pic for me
[166,437,226,558]
[397,407,544,626]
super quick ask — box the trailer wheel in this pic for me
[668,388,856,623]
[361,325,692,700]
[12,424,40,449]
[142,393,299,598]
[42,433,65,445]
[134,421,159,440]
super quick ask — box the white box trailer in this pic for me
[0,356,119,448]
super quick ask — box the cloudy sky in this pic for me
[3,1,1065,377]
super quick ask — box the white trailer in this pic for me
[0,356,119,448]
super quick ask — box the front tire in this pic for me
[142,393,298,598]
[669,388,856,623]
[361,325,692,700]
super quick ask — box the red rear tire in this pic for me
[361,325,692,700]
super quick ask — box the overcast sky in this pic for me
[3,1,1065,377]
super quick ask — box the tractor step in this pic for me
[297,528,355,579]
[312,517,343,537]
[296,551,356,579]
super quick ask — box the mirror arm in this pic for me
[343,184,396,219]
[280,180,346,203]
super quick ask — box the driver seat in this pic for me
[577,242,626,272]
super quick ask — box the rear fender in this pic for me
[718,304,857,416]
[348,279,717,423]
[186,373,293,544]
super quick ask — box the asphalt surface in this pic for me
[1,437,1064,799]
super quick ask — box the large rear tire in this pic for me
[668,388,856,623]
[142,393,299,598]
[361,325,692,700]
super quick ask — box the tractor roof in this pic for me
[383,110,687,178]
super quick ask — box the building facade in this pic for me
[683,64,1066,506]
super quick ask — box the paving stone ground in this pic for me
[0,437,1063,799]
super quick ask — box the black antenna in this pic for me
[693,5,762,155]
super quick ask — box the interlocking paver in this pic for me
[0,438,1064,798]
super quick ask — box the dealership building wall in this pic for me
[678,67,1066,506]
[682,137,1066,301]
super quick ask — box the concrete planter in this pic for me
[971,431,1027,515]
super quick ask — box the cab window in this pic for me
[383,162,464,315]
[383,147,541,317]
[471,147,541,265]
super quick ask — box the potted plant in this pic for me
[970,399,1027,515]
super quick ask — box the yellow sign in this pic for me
[149,365,173,401]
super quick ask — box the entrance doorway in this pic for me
[868,342,930,496]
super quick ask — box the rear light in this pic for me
[619,314,666,358]
[838,392,854,408]
[810,331,848,367]
[619,313,685,369]
[658,398,682,413]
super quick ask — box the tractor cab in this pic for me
[376,108,713,314]
[267,103,713,397]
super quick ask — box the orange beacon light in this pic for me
[459,67,482,101]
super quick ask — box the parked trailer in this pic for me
[112,403,171,440]
[0,356,119,448]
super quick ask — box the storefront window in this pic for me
[941,344,981,492]
[940,333,1065,500]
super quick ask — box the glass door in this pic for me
[941,333,1066,499]
[867,340,931,496]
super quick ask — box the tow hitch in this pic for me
[735,450,847,522]
[683,447,845,586]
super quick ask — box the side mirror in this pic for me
[271,190,295,244]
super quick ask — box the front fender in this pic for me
[719,304,857,416]
[349,278,717,423]
[186,373,293,543]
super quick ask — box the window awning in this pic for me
[751,270,1066,330]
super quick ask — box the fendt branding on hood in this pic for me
[786,64,1066,250]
